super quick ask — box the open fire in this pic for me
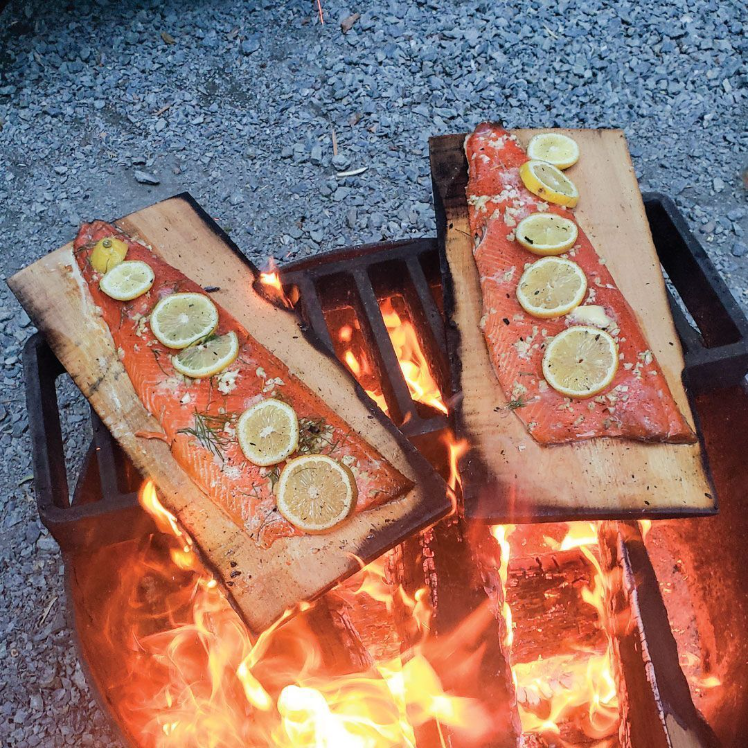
[72,285,642,747]
[36,245,729,748]
[83,480,497,747]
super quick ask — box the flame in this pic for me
[381,298,448,415]
[490,525,515,649]
[332,296,448,419]
[680,648,722,692]
[490,521,620,739]
[335,319,389,414]
[86,480,494,746]
[259,259,293,309]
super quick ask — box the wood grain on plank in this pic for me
[9,195,451,636]
[431,128,715,520]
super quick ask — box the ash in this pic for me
[0,0,745,745]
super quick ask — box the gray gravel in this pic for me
[0,0,746,745]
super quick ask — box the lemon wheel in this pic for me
[172,331,239,379]
[99,260,155,301]
[237,399,299,467]
[150,293,219,349]
[516,257,587,319]
[527,133,580,170]
[542,326,618,398]
[519,160,579,208]
[515,213,579,256]
[276,455,357,533]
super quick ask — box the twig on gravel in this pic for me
[154,103,172,117]
[336,167,368,178]
[331,126,338,156]
[37,596,58,627]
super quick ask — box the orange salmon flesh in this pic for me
[74,221,412,546]
[465,123,695,445]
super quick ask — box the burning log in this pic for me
[505,549,608,664]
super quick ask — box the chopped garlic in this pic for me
[567,305,613,329]
[216,370,239,395]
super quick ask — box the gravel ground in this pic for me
[0,0,746,745]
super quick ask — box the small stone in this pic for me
[241,36,260,55]
[731,242,748,258]
[155,118,167,132]
[332,153,350,170]
[310,145,323,165]
[25,523,41,545]
[134,170,160,185]
[713,177,725,192]
[36,535,58,553]
[341,13,361,33]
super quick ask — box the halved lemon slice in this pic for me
[91,236,128,274]
[542,326,618,398]
[515,213,579,256]
[150,293,219,349]
[516,257,587,318]
[172,331,239,379]
[99,260,155,301]
[277,455,357,533]
[519,160,579,207]
[237,399,299,466]
[527,133,580,170]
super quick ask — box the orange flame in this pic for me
[381,298,448,415]
[680,651,722,691]
[491,521,620,739]
[259,259,293,309]
[332,296,448,420]
[88,480,494,746]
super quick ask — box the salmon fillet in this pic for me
[465,123,695,445]
[74,221,412,546]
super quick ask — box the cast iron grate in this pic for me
[22,194,748,553]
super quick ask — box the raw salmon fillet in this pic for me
[465,123,695,445]
[74,221,412,546]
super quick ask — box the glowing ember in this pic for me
[490,521,620,739]
[380,298,448,415]
[88,480,494,746]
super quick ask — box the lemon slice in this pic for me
[172,331,239,379]
[515,213,579,256]
[277,455,357,533]
[527,133,580,170]
[99,260,155,301]
[237,399,299,466]
[150,293,219,349]
[516,257,587,318]
[542,326,618,398]
[519,160,579,208]
[91,236,128,274]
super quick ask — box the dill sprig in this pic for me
[297,416,340,455]
[177,410,238,460]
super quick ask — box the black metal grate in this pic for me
[22,196,748,552]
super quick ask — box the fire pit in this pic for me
[23,196,748,746]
